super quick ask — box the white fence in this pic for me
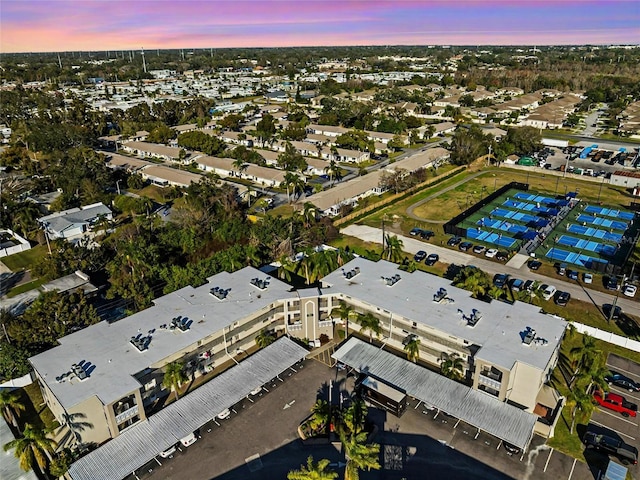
[571,322,640,353]
[0,229,31,258]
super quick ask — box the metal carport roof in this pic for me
[68,337,308,480]
[332,337,537,450]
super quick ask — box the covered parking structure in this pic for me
[68,337,308,480]
[332,338,537,451]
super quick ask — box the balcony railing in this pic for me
[115,405,139,424]
[478,373,501,391]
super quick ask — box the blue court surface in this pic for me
[477,218,528,234]
[556,235,618,256]
[566,224,623,243]
[545,248,606,268]
[584,205,635,221]
[513,192,556,205]
[491,208,539,224]
[576,214,628,231]
[503,200,556,215]
[466,228,518,248]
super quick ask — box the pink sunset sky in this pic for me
[1,0,638,53]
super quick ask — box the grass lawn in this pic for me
[1,245,48,271]
[134,185,172,203]
[20,382,59,431]
[6,277,47,298]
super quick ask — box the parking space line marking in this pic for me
[595,408,638,426]
[589,419,636,440]
[608,385,640,399]
[544,448,553,472]
[606,363,640,380]
[567,458,576,480]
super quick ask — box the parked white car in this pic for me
[583,273,593,284]
[217,408,231,420]
[485,248,498,258]
[623,284,637,298]
[250,386,263,396]
[159,444,177,458]
[541,285,557,301]
[180,433,197,447]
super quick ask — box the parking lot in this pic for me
[586,353,640,475]
[125,357,600,480]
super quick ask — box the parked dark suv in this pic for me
[447,236,462,246]
[606,372,640,392]
[583,431,638,465]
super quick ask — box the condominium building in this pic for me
[30,257,566,448]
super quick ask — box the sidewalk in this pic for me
[341,224,639,314]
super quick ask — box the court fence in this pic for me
[443,181,529,238]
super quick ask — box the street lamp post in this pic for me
[608,275,626,323]
[597,176,605,203]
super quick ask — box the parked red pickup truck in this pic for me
[594,390,638,417]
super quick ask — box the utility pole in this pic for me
[141,47,147,74]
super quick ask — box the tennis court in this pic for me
[575,214,628,231]
[584,205,635,220]
[556,235,618,256]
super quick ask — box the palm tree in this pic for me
[277,254,295,283]
[384,234,404,263]
[454,268,489,299]
[440,352,465,381]
[300,202,317,227]
[404,337,421,363]
[487,285,504,301]
[340,399,368,437]
[232,158,248,177]
[569,335,601,386]
[342,432,381,480]
[355,312,382,343]
[288,456,338,480]
[309,399,330,433]
[283,171,298,204]
[162,361,187,400]
[289,175,306,203]
[0,390,25,427]
[324,159,341,186]
[568,387,594,434]
[255,329,275,348]
[4,423,57,473]
[333,301,354,338]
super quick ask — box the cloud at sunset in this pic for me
[1,0,638,53]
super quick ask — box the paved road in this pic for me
[342,224,640,316]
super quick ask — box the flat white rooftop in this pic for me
[30,267,293,409]
[321,257,567,371]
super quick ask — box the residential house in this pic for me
[195,155,289,188]
[120,141,185,163]
[139,165,203,188]
[38,203,113,242]
[305,124,350,138]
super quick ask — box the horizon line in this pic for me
[3,42,640,56]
